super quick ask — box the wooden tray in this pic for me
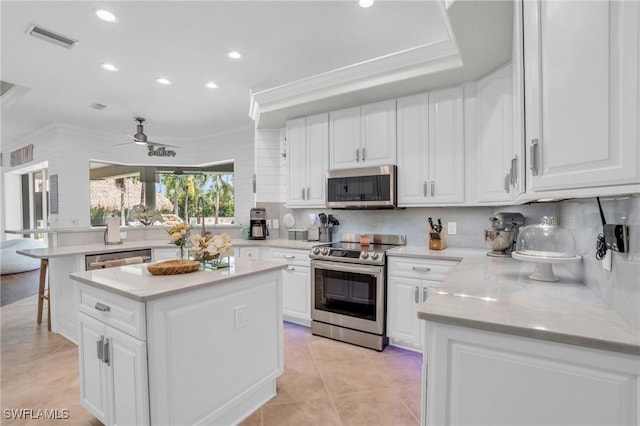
[147,259,200,275]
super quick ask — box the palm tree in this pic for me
[161,174,186,216]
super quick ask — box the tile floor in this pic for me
[1,295,422,425]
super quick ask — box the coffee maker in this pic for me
[249,208,269,240]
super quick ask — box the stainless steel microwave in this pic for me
[326,165,396,209]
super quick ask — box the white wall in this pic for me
[1,123,255,231]
[254,128,285,204]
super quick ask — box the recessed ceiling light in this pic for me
[226,50,242,60]
[359,0,374,7]
[205,82,219,89]
[95,9,117,22]
[155,78,172,85]
[100,63,119,72]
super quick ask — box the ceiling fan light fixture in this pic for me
[359,0,374,7]
[205,82,219,89]
[155,77,172,85]
[226,50,242,60]
[95,9,117,23]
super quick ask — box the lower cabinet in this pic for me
[268,248,311,326]
[387,257,458,351]
[78,312,149,426]
[423,322,640,426]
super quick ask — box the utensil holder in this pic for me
[428,230,447,250]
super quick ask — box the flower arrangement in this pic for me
[131,204,163,226]
[189,233,234,269]
[167,223,192,258]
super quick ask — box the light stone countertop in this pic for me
[69,258,288,302]
[17,238,323,259]
[395,243,639,355]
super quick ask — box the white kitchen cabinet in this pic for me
[237,246,260,259]
[49,255,84,343]
[423,322,639,426]
[78,311,149,426]
[523,0,640,193]
[397,88,465,206]
[387,257,458,351]
[269,248,311,326]
[476,63,524,202]
[329,99,396,170]
[286,113,328,207]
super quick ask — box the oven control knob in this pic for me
[370,252,380,260]
[360,251,369,259]
[321,248,330,256]
[312,247,321,255]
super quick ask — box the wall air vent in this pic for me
[89,103,108,111]
[26,24,79,49]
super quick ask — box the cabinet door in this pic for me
[329,106,361,170]
[282,265,311,326]
[387,276,423,349]
[476,64,515,202]
[78,313,109,424]
[360,99,397,167]
[107,326,149,426]
[305,113,329,206]
[286,117,307,206]
[428,87,465,203]
[397,93,430,206]
[524,0,640,191]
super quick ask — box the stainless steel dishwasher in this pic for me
[85,249,152,270]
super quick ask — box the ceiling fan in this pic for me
[113,117,179,148]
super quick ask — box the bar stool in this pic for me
[37,259,51,331]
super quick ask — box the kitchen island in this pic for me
[69,258,287,426]
[406,248,640,426]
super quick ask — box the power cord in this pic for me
[596,197,607,260]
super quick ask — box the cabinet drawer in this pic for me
[388,257,458,281]
[269,248,310,267]
[238,247,260,259]
[78,284,146,340]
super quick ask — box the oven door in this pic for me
[311,259,385,335]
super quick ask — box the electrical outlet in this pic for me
[120,231,127,240]
[265,219,272,228]
[601,251,612,272]
[272,219,279,229]
[234,305,246,329]
[447,222,457,235]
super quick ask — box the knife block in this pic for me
[428,230,447,250]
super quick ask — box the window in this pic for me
[89,162,234,227]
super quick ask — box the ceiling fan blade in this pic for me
[112,141,134,147]
[147,140,180,148]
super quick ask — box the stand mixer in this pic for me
[484,212,525,257]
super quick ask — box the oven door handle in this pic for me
[311,260,383,275]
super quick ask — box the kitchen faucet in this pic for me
[196,196,206,237]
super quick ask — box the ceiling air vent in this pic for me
[26,24,79,49]
[1,81,15,97]
[89,103,108,111]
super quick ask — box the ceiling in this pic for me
[1,1,512,145]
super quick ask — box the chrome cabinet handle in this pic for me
[423,287,428,302]
[96,336,104,362]
[284,255,296,259]
[412,266,431,272]
[530,139,539,176]
[306,187,310,200]
[423,182,427,197]
[301,188,305,200]
[252,174,257,194]
[504,173,510,193]
[361,148,365,162]
[95,302,110,312]
[414,286,419,303]
[103,338,110,366]
[511,156,518,185]
[356,148,360,162]
[430,181,435,197]
[286,266,295,271]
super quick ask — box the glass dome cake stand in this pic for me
[511,252,582,282]
[512,216,581,282]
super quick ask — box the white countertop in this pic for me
[400,244,640,356]
[17,238,322,259]
[70,258,288,302]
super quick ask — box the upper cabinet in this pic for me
[397,87,465,206]
[286,113,329,207]
[329,99,396,170]
[523,0,640,193]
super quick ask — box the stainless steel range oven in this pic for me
[309,233,405,351]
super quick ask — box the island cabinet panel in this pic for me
[423,322,639,426]
[49,255,84,343]
[146,271,283,426]
[78,312,149,426]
